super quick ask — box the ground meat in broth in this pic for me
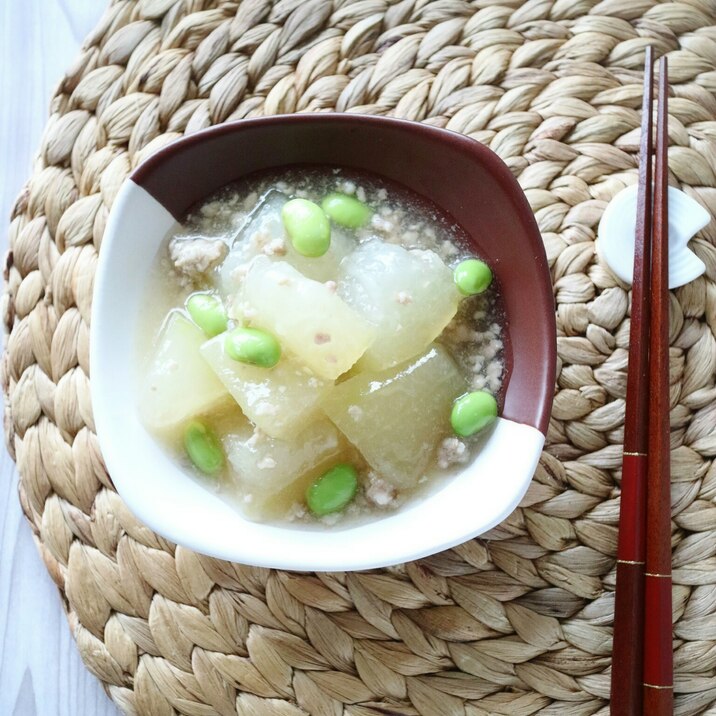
[142,167,506,526]
[169,237,227,282]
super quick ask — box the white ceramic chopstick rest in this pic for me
[597,184,710,289]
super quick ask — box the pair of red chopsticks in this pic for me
[610,49,673,716]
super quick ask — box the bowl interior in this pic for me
[134,115,555,433]
[91,114,555,570]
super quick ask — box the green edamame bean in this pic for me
[281,198,331,257]
[306,463,358,516]
[184,420,225,474]
[451,391,498,437]
[454,259,493,296]
[186,293,228,337]
[224,327,281,368]
[321,193,372,228]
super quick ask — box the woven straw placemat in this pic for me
[4,1,716,714]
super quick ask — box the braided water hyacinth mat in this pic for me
[4,0,716,714]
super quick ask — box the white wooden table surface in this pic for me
[0,2,119,714]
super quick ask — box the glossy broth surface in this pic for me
[138,167,505,525]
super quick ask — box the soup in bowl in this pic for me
[90,114,555,570]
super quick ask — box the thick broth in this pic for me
[138,167,505,526]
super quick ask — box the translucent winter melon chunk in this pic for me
[200,333,331,438]
[322,345,466,488]
[224,419,346,518]
[241,257,375,380]
[218,190,354,297]
[140,311,229,430]
[291,228,353,282]
[338,241,461,370]
[234,463,346,521]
